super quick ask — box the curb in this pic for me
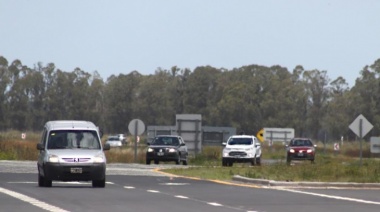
[232,175,380,188]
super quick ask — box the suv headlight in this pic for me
[94,154,105,163]
[48,154,59,163]
[147,148,154,152]
[307,149,314,153]
[289,149,295,153]
[168,148,176,153]
[223,148,231,152]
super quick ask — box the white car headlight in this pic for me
[168,148,176,153]
[94,154,105,163]
[48,155,59,163]
[147,148,154,152]
[289,149,295,153]
[223,148,231,152]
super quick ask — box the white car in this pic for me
[222,135,262,166]
[106,136,123,147]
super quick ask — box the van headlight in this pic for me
[48,155,59,163]
[94,154,105,163]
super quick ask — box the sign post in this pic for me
[128,119,145,163]
[349,114,373,166]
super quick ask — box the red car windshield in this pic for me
[290,139,313,147]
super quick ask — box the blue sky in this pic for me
[1,0,379,86]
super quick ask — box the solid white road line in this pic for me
[0,187,69,212]
[278,188,380,205]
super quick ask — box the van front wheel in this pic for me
[92,179,106,188]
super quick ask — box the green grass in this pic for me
[1,131,379,183]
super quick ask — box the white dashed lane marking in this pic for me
[207,202,223,206]
[175,195,189,199]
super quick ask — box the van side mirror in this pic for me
[36,143,44,150]
[103,143,110,151]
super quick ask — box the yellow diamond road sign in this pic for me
[349,114,373,138]
[256,129,264,142]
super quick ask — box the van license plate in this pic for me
[70,168,82,174]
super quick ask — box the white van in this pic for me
[36,120,110,187]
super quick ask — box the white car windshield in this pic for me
[228,138,253,145]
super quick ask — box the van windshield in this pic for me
[47,130,101,149]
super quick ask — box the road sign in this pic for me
[128,119,145,136]
[334,143,339,151]
[256,129,264,142]
[349,114,373,138]
[370,137,380,154]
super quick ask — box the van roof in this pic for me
[45,120,98,131]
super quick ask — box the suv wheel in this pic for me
[256,156,261,166]
[175,156,180,165]
[146,159,151,165]
[222,159,228,167]
[250,158,255,166]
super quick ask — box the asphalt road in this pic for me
[0,160,380,212]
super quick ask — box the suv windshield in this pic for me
[228,138,253,145]
[151,137,179,146]
[47,130,101,149]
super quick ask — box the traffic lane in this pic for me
[0,173,242,212]
[108,175,380,212]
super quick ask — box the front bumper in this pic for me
[146,151,179,162]
[287,152,315,160]
[42,162,106,181]
[223,151,254,162]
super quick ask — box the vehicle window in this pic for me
[47,130,101,149]
[152,137,179,146]
[108,137,119,141]
[40,129,47,147]
[228,138,253,145]
[291,140,312,146]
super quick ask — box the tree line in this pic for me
[1,56,379,141]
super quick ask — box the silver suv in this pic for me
[36,120,110,187]
[222,135,262,166]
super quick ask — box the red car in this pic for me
[286,138,317,164]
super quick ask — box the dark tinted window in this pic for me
[290,139,313,147]
[151,137,179,146]
[228,138,253,145]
